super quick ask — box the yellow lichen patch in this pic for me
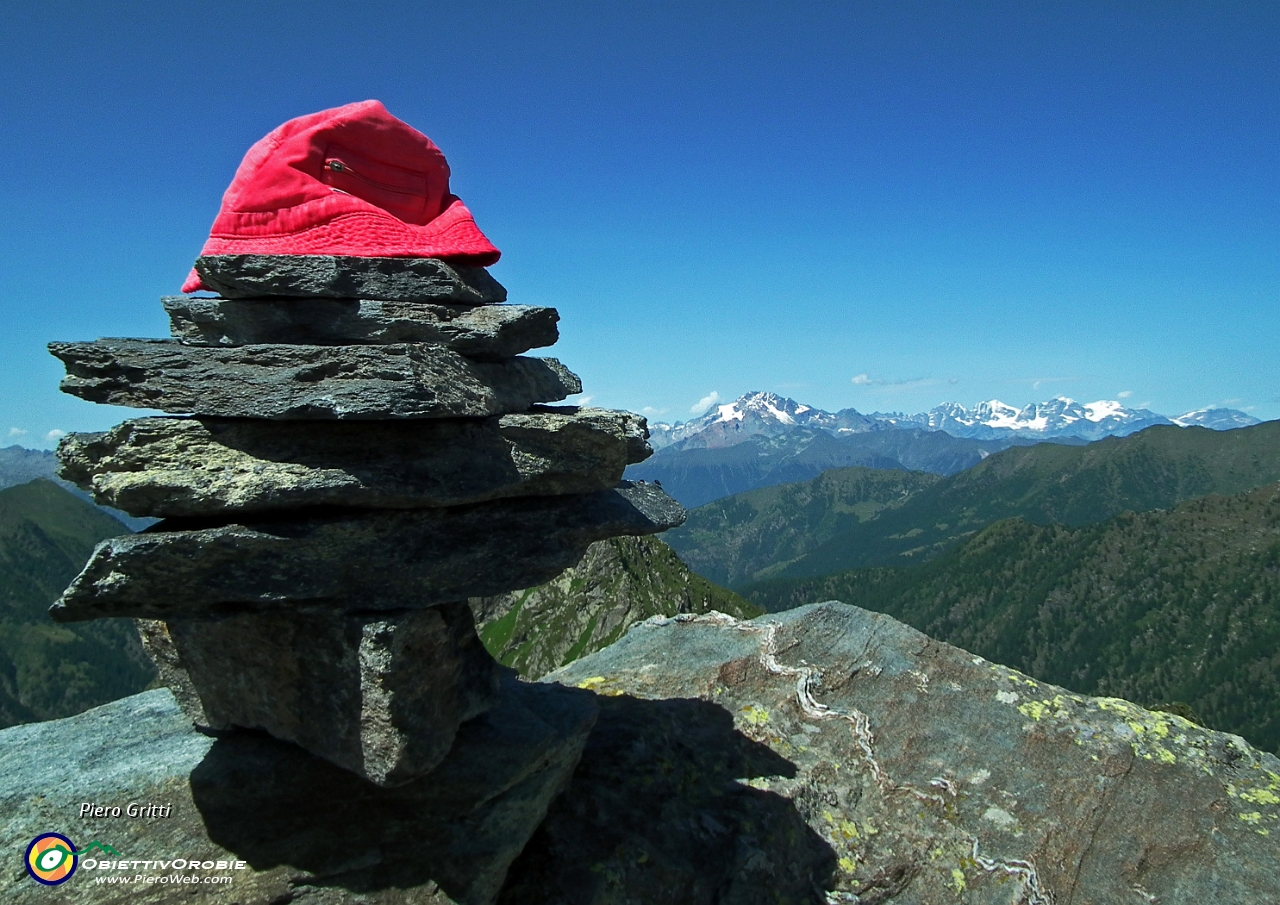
[741,704,770,726]
[862,820,880,837]
[1155,746,1177,764]
[576,676,609,690]
[949,867,967,893]
[1018,700,1049,721]
[1240,788,1280,806]
[838,856,857,874]
[838,819,860,840]
[1239,811,1264,825]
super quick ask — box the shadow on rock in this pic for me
[499,694,837,905]
[188,678,599,904]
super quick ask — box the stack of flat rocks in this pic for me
[50,254,684,791]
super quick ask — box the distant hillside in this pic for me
[470,535,760,678]
[673,420,1280,584]
[746,480,1280,754]
[0,479,154,728]
[625,427,1026,508]
[0,446,58,490]
[663,466,942,586]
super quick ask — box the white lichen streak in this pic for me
[662,612,1054,904]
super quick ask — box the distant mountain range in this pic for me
[667,418,1280,586]
[649,391,1260,448]
[0,445,153,530]
[629,392,1263,507]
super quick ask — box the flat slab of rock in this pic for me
[162,297,556,359]
[158,602,500,786]
[58,408,651,518]
[0,679,596,904]
[194,255,507,303]
[49,340,580,419]
[503,602,1280,904]
[52,483,686,621]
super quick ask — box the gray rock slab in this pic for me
[0,677,597,904]
[49,339,580,419]
[194,254,507,303]
[162,296,557,359]
[510,602,1280,904]
[52,482,686,621]
[163,602,500,786]
[57,408,651,518]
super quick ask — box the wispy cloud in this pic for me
[690,391,721,416]
[565,393,594,408]
[852,374,957,391]
[7,427,28,439]
[45,429,66,443]
[1117,390,1133,399]
[641,406,669,417]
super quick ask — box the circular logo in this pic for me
[25,834,78,886]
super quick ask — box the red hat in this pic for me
[182,100,500,293]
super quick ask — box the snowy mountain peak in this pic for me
[646,392,1262,451]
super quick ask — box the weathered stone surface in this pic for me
[162,602,500,786]
[52,483,686,621]
[162,296,557,359]
[505,602,1280,904]
[194,254,507,303]
[0,678,597,904]
[49,339,580,419]
[57,408,651,518]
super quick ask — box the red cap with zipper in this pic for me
[181,100,500,293]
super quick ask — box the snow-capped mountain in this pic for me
[871,397,1175,442]
[646,392,879,450]
[647,393,1260,449]
[1172,408,1262,430]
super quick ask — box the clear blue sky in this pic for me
[2,1,1277,447]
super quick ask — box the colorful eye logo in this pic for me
[25,834,78,885]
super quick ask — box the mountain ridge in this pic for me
[649,390,1261,448]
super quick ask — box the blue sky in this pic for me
[2,1,1277,447]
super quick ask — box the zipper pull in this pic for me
[325,159,347,173]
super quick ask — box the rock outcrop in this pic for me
[6,602,1277,902]
[511,602,1280,903]
[37,250,683,902]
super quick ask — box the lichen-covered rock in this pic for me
[509,602,1280,904]
[57,408,651,517]
[52,483,686,621]
[164,602,500,786]
[0,677,597,904]
[194,254,507,303]
[49,340,580,419]
[162,296,556,358]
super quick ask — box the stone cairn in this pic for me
[49,254,684,791]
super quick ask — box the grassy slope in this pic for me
[0,479,155,727]
[470,535,761,679]
[747,480,1280,753]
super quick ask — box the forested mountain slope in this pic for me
[747,480,1280,753]
[670,420,1280,583]
[0,479,154,727]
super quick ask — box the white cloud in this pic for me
[641,406,668,417]
[852,374,954,391]
[1117,390,1133,399]
[690,391,720,416]
[44,429,67,443]
[565,394,593,408]
[7,427,28,439]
